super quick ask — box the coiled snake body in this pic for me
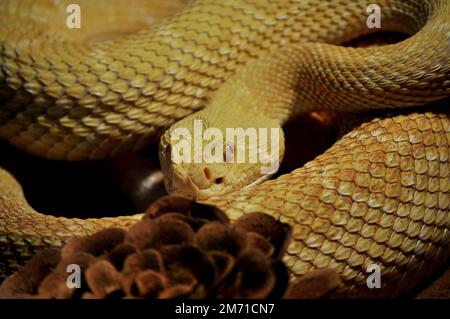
[0,0,449,297]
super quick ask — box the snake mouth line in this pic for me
[168,175,231,201]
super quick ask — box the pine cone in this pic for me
[0,196,296,299]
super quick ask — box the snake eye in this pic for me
[224,142,234,163]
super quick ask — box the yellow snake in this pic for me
[0,0,449,298]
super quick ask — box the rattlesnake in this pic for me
[0,0,449,297]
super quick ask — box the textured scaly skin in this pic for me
[0,0,449,297]
[209,108,450,297]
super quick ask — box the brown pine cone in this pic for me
[0,196,300,299]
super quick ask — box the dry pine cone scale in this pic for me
[1,196,339,299]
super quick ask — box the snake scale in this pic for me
[0,0,449,297]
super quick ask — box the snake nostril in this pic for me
[203,168,211,180]
[214,177,223,184]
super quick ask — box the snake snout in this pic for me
[203,167,225,186]
[189,165,225,189]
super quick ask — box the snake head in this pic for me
[159,108,285,200]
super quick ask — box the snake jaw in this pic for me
[165,164,234,200]
[165,161,274,201]
[167,176,231,201]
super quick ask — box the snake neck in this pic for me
[215,0,450,126]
